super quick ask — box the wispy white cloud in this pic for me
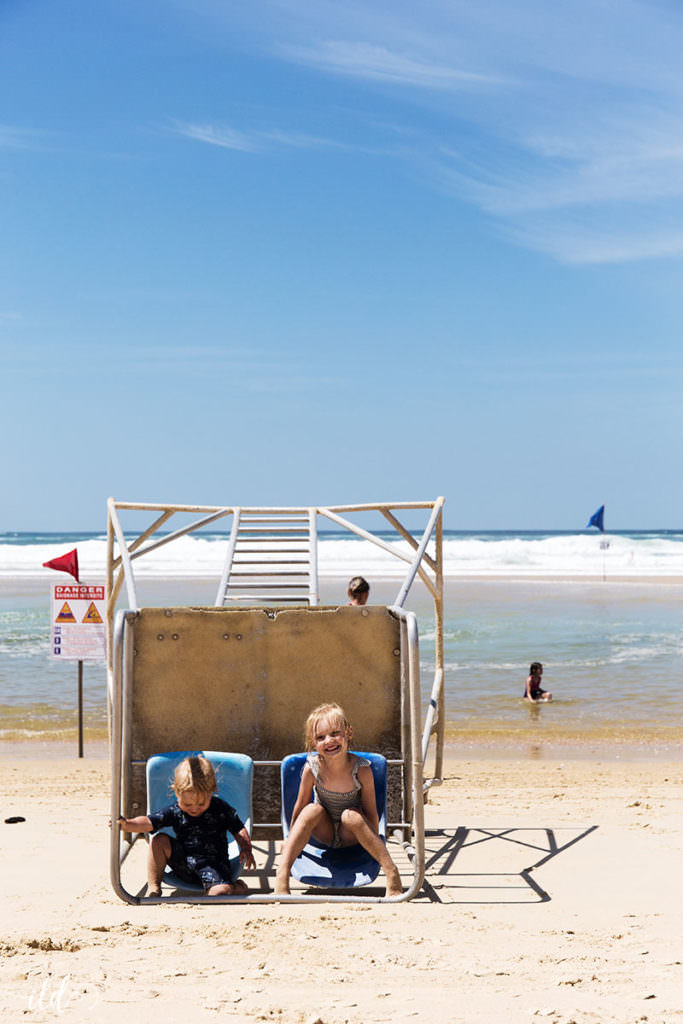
[6,341,332,393]
[170,122,261,152]
[456,350,682,374]
[433,104,683,216]
[260,128,352,151]
[278,40,507,90]
[171,119,354,154]
[427,100,683,262]
[135,345,332,391]
[274,3,683,262]
[0,125,43,149]
[174,0,683,263]
[506,220,683,266]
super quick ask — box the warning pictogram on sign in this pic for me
[56,602,77,622]
[82,602,103,624]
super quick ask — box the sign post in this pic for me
[78,659,84,758]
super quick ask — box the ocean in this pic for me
[1,529,682,756]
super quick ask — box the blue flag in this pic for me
[587,505,605,532]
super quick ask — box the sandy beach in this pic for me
[1,749,681,1024]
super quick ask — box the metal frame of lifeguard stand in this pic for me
[107,498,445,903]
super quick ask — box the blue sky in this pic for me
[2,0,682,530]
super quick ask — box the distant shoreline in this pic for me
[3,573,683,588]
[3,526,682,581]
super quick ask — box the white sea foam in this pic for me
[0,531,682,579]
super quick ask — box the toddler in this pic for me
[116,754,254,896]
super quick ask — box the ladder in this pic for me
[215,508,319,607]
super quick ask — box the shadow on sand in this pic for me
[418,824,598,904]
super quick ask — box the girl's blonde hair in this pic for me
[173,755,217,796]
[304,702,352,752]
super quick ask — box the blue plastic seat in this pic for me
[146,750,253,892]
[281,751,387,888]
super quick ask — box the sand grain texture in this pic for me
[1,756,681,1023]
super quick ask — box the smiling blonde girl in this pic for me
[275,702,402,897]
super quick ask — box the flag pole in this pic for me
[599,501,610,581]
[587,503,609,581]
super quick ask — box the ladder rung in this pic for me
[240,517,309,524]
[235,536,309,542]
[234,547,309,553]
[226,583,310,591]
[237,527,309,534]
[224,591,310,596]
[235,561,309,569]
[229,572,309,578]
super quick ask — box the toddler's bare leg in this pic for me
[147,833,171,896]
[340,809,402,897]
[206,879,249,896]
[275,804,333,895]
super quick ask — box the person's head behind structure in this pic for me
[347,576,370,606]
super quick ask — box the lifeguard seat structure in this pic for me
[107,498,445,903]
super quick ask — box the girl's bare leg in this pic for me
[275,804,333,895]
[339,809,402,897]
[147,833,172,896]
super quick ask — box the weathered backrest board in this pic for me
[123,605,405,831]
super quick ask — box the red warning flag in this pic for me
[42,548,80,582]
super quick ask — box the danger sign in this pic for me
[50,584,105,662]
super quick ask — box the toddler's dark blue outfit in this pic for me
[149,795,245,891]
